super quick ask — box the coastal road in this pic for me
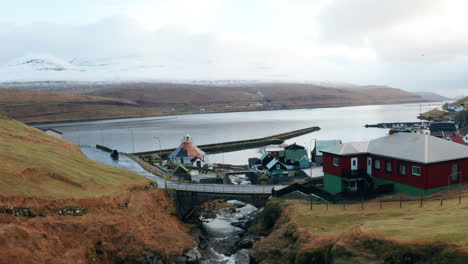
[81,147,285,194]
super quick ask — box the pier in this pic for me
[365,121,431,129]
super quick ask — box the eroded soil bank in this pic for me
[0,184,196,264]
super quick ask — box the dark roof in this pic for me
[173,164,189,174]
[39,128,63,134]
[284,143,305,151]
[431,131,456,138]
[248,158,261,167]
[170,147,188,158]
[260,153,274,166]
[430,122,457,132]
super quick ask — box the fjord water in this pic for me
[37,103,438,165]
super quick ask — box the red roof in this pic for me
[446,134,468,146]
[180,136,206,157]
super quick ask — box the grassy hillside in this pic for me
[0,116,194,263]
[0,116,149,199]
[455,96,468,105]
[251,191,468,263]
[0,82,429,123]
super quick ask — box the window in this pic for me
[399,164,406,176]
[374,159,381,170]
[412,166,421,176]
[451,163,459,181]
[276,164,281,170]
[333,157,340,167]
[385,161,392,173]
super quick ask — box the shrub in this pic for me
[261,202,282,230]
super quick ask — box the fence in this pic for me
[305,181,467,212]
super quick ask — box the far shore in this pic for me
[29,100,431,127]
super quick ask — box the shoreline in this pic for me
[135,126,321,157]
[28,100,431,126]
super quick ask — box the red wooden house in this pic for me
[322,133,468,196]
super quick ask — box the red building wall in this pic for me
[323,153,367,176]
[425,159,467,189]
[370,154,429,189]
[325,152,468,191]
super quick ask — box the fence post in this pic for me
[326,202,328,211]
[380,199,382,209]
[440,197,443,206]
[310,198,313,211]
[399,194,402,208]
[343,203,346,210]
[420,196,423,208]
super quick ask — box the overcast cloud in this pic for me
[0,0,467,96]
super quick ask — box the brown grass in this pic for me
[251,193,468,264]
[0,116,194,263]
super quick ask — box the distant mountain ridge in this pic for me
[414,91,451,102]
[0,81,430,123]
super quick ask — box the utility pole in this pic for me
[153,137,162,161]
[131,129,135,153]
[309,138,316,178]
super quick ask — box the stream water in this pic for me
[199,200,259,264]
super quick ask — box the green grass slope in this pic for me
[455,96,468,106]
[0,116,150,199]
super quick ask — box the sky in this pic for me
[0,0,467,96]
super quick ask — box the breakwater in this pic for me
[365,121,431,128]
[135,126,320,157]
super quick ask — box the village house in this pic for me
[169,135,206,168]
[39,128,63,138]
[312,140,342,165]
[280,143,311,169]
[430,122,457,138]
[321,133,468,196]
[172,164,191,181]
[259,152,275,168]
[248,157,262,170]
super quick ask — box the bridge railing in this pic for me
[173,183,280,194]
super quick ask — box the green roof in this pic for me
[260,152,270,160]
[284,149,308,161]
[173,164,189,174]
[314,140,342,156]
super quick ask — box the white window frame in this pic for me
[412,166,421,176]
[333,157,340,167]
[276,164,281,170]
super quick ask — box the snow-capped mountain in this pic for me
[0,54,383,90]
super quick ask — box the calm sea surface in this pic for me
[35,103,439,165]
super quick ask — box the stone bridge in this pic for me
[170,190,272,219]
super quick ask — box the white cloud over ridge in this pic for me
[0,0,467,97]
